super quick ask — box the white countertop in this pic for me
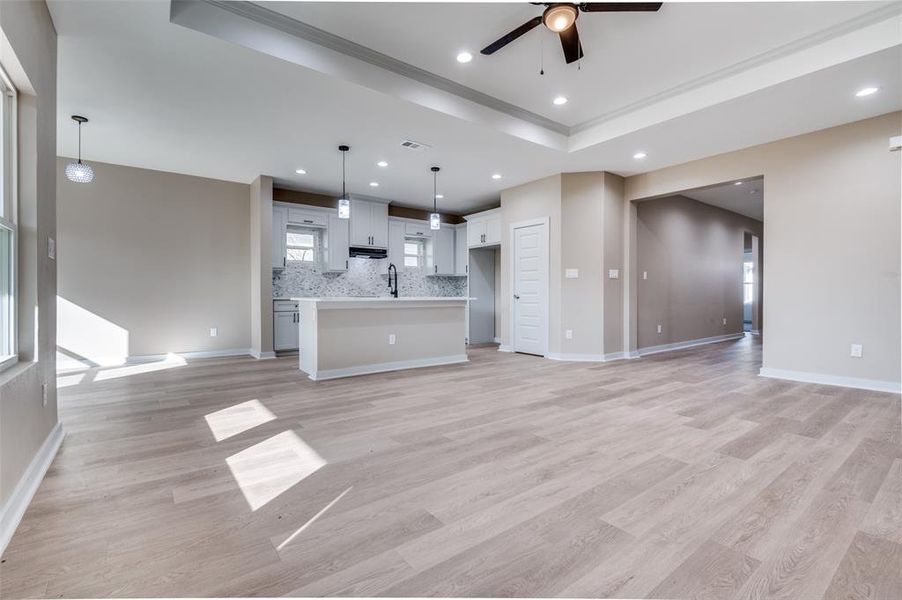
[290,296,472,309]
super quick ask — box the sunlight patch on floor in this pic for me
[226,430,327,511]
[276,486,353,551]
[205,399,276,442]
[56,372,88,389]
[92,353,187,382]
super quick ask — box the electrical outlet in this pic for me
[42,383,48,407]
[642,271,648,280]
[850,343,863,358]
[722,318,727,326]
[209,327,218,337]
[389,334,396,345]
[48,237,55,260]
[608,269,620,279]
[565,329,573,339]
[657,325,663,334]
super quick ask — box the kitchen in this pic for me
[271,185,501,380]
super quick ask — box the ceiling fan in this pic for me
[481,3,663,65]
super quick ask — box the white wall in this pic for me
[57,159,251,361]
[626,112,901,390]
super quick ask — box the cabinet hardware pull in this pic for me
[303,219,313,224]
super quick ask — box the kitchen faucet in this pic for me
[387,263,399,298]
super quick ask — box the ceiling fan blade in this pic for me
[559,23,584,64]
[580,2,663,12]
[481,16,542,55]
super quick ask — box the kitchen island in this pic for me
[294,297,468,380]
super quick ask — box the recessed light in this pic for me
[369,181,379,187]
[376,161,388,167]
[734,181,743,186]
[633,152,647,160]
[855,86,879,97]
[435,194,444,199]
[491,173,502,180]
[295,168,307,175]
[456,51,473,64]
[553,96,568,106]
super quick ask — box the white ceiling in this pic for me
[50,1,902,214]
[682,177,764,221]
[267,1,889,127]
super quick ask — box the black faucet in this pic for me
[388,263,399,298]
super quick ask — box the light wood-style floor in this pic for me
[3,336,901,599]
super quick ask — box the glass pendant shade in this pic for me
[65,160,94,183]
[430,212,440,230]
[338,197,350,219]
[337,145,351,218]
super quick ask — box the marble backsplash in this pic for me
[273,258,467,298]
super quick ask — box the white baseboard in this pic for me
[546,351,631,363]
[1,422,64,556]
[127,348,253,364]
[639,333,745,357]
[493,337,501,344]
[249,349,277,360]
[759,367,901,394]
[751,330,761,336]
[497,345,513,353]
[308,354,469,381]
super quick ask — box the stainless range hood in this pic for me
[349,247,387,259]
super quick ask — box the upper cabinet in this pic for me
[273,205,287,269]
[454,225,468,276]
[325,214,349,272]
[466,209,501,248]
[429,227,456,276]
[350,199,389,248]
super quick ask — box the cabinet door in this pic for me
[326,214,349,272]
[467,220,485,247]
[349,199,371,246]
[272,206,287,269]
[287,208,327,227]
[485,214,501,245]
[273,312,298,351]
[431,227,455,275]
[388,220,405,269]
[370,202,389,248]
[455,226,468,275]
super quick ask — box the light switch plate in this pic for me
[389,334,396,345]
[642,271,648,280]
[850,343,862,358]
[565,268,579,279]
[48,237,55,260]
[657,325,663,334]
[565,329,573,339]
[608,269,620,279]
[210,327,218,337]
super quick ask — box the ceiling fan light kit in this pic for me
[481,2,663,65]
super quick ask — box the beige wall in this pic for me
[636,195,762,349]
[250,176,273,358]
[602,173,625,355]
[57,159,251,359]
[626,112,901,386]
[0,1,58,511]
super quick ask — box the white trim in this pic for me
[128,348,254,364]
[498,344,513,353]
[759,367,901,394]
[0,422,64,555]
[493,336,501,344]
[751,329,761,336]
[307,354,468,381]
[639,333,745,356]
[249,349,277,360]
[509,217,550,357]
[545,351,630,363]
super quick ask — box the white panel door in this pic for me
[513,223,547,356]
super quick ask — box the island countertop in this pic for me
[292,297,472,309]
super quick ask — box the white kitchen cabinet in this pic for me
[455,225,468,276]
[325,213,349,272]
[287,208,327,227]
[466,209,501,248]
[350,199,389,248]
[273,311,299,351]
[428,227,455,276]
[388,219,405,268]
[272,205,287,269]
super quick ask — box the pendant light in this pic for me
[65,115,94,183]
[337,145,350,219]
[430,166,441,230]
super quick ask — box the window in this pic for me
[404,239,424,268]
[286,226,318,263]
[0,66,16,371]
[743,261,754,304]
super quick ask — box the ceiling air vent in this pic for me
[400,139,431,151]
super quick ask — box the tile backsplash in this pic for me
[273,258,467,298]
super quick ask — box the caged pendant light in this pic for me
[65,115,95,183]
[429,166,441,230]
[337,145,350,219]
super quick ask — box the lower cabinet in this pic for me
[273,302,299,351]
